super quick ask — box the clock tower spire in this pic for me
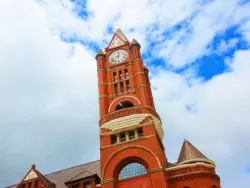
[96,29,168,188]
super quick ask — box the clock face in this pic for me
[109,49,128,64]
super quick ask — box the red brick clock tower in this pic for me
[96,29,168,188]
[6,28,221,188]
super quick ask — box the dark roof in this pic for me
[7,160,100,188]
[65,170,96,184]
[177,139,212,165]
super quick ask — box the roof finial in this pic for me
[32,164,36,169]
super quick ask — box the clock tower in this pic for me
[96,29,168,188]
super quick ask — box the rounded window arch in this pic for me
[115,101,134,111]
[118,162,147,180]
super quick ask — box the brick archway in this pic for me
[102,145,161,180]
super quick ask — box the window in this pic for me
[120,82,124,93]
[34,180,38,188]
[118,163,147,180]
[113,72,117,82]
[119,70,123,80]
[111,135,117,144]
[128,131,135,140]
[28,182,32,188]
[120,132,126,142]
[72,184,79,188]
[115,101,134,111]
[211,186,218,188]
[114,83,118,95]
[125,69,129,79]
[126,80,130,91]
[137,128,144,138]
[84,182,91,188]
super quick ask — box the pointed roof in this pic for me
[177,139,214,165]
[108,28,129,49]
[17,164,55,188]
[7,160,100,188]
[131,38,139,44]
[115,28,129,42]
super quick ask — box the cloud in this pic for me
[151,49,250,187]
[0,0,98,186]
[154,0,250,67]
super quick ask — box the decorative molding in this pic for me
[178,158,215,166]
[101,178,114,185]
[101,113,164,140]
[168,171,220,183]
[148,167,164,173]
[166,162,215,171]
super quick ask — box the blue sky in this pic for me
[0,0,250,187]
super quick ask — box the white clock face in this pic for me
[109,49,128,64]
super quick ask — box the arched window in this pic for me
[211,186,218,188]
[115,101,134,111]
[118,163,147,180]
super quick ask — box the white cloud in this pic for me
[0,0,98,186]
[240,20,250,43]
[151,49,250,187]
[156,0,250,67]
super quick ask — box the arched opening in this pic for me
[118,162,147,180]
[115,101,134,111]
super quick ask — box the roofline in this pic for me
[44,159,100,176]
[5,159,100,188]
[65,174,99,185]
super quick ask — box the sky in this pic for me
[0,0,250,187]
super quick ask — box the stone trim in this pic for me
[166,162,215,171]
[168,171,220,183]
[148,167,164,173]
[178,159,215,166]
[101,113,164,140]
[101,178,114,185]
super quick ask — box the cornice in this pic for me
[168,171,220,183]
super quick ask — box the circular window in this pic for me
[118,162,147,180]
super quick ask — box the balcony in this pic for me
[100,106,161,125]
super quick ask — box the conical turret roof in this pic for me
[177,139,214,165]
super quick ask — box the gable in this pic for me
[24,169,38,181]
[109,35,125,49]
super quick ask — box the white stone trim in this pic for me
[101,113,164,140]
[165,162,215,171]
